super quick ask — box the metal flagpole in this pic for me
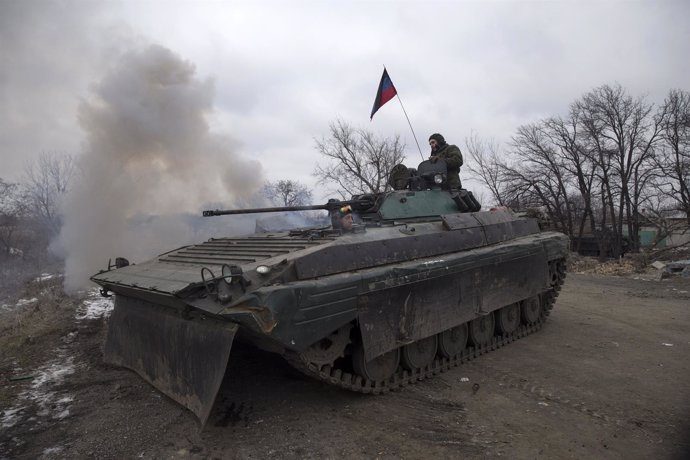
[395,94,425,161]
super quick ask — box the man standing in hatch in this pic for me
[428,133,463,189]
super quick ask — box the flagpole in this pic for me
[395,94,425,161]
[372,65,425,161]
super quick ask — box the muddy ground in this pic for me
[1,266,689,459]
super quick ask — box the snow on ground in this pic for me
[1,297,39,313]
[2,348,77,430]
[3,288,113,429]
[3,282,112,436]
[33,273,57,282]
[16,298,38,306]
[75,289,113,320]
[41,446,64,458]
[1,406,26,429]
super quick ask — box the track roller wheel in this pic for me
[401,335,438,370]
[352,343,400,382]
[521,296,542,324]
[496,303,520,335]
[438,323,468,358]
[469,312,495,347]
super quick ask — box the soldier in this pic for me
[428,133,463,189]
[331,205,354,232]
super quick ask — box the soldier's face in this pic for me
[341,214,353,231]
[429,139,439,151]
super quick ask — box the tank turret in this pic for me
[203,160,481,225]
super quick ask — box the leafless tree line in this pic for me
[3,88,686,262]
[0,153,76,261]
[467,85,690,257]
[313,118,406,199]
[262,179,313,207]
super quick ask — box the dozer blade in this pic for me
[103,296,238,425]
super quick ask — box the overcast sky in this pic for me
[2,0,689,199]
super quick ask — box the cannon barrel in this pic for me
[203,204,328,217]
[202,199,370,217]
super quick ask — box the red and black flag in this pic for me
[370,68,397,119]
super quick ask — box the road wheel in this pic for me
[521,296,542,324]
[401,335,438,370]
[496,303,520,335]
[468,312,495,347]
[352,343,400,382]
[438,323,468,358]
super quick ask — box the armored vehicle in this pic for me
[92,160,568,424]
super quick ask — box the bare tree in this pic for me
[467,84,686,257]
[575,84,662,254]
[653,89,690,225]
[313,119,406,198]
[509,122,576,235]
[0,178,25,256]
[263,179,313,207]
[542,112,599,244]
[464,133,507,206]
[22,152,76,237]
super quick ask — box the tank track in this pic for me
[287,258,567,394]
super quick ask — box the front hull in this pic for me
[104,296,238,424]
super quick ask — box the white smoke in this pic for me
[56,45,264,292]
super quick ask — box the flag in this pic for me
[370,68,397,119]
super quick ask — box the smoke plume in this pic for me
[56,45,264,291]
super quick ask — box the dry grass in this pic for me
[0,274,81,370]
[568,252,647,275]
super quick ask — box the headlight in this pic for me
[256,265,271,275]
[221,264,242,285]
[434,174,443,184]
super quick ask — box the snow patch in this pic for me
[16,297,38,306]
[34,273,57,282]
[29,357,75,389]
[54,408,70,420]
[1,406,26,428]
[76,289,113,320]
[41,446,64,458]
[2,297,39,313]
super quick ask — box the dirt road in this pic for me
[1,272,689,459]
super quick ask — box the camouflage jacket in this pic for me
[434,144,463,189]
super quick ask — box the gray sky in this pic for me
[2,0,689,199]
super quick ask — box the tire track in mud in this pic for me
[369,389,488,455]
[479,360,619,424]
[472,348,679,448]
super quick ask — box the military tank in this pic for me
[91,160,568,425]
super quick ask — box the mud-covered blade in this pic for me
[104,297,237,425]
